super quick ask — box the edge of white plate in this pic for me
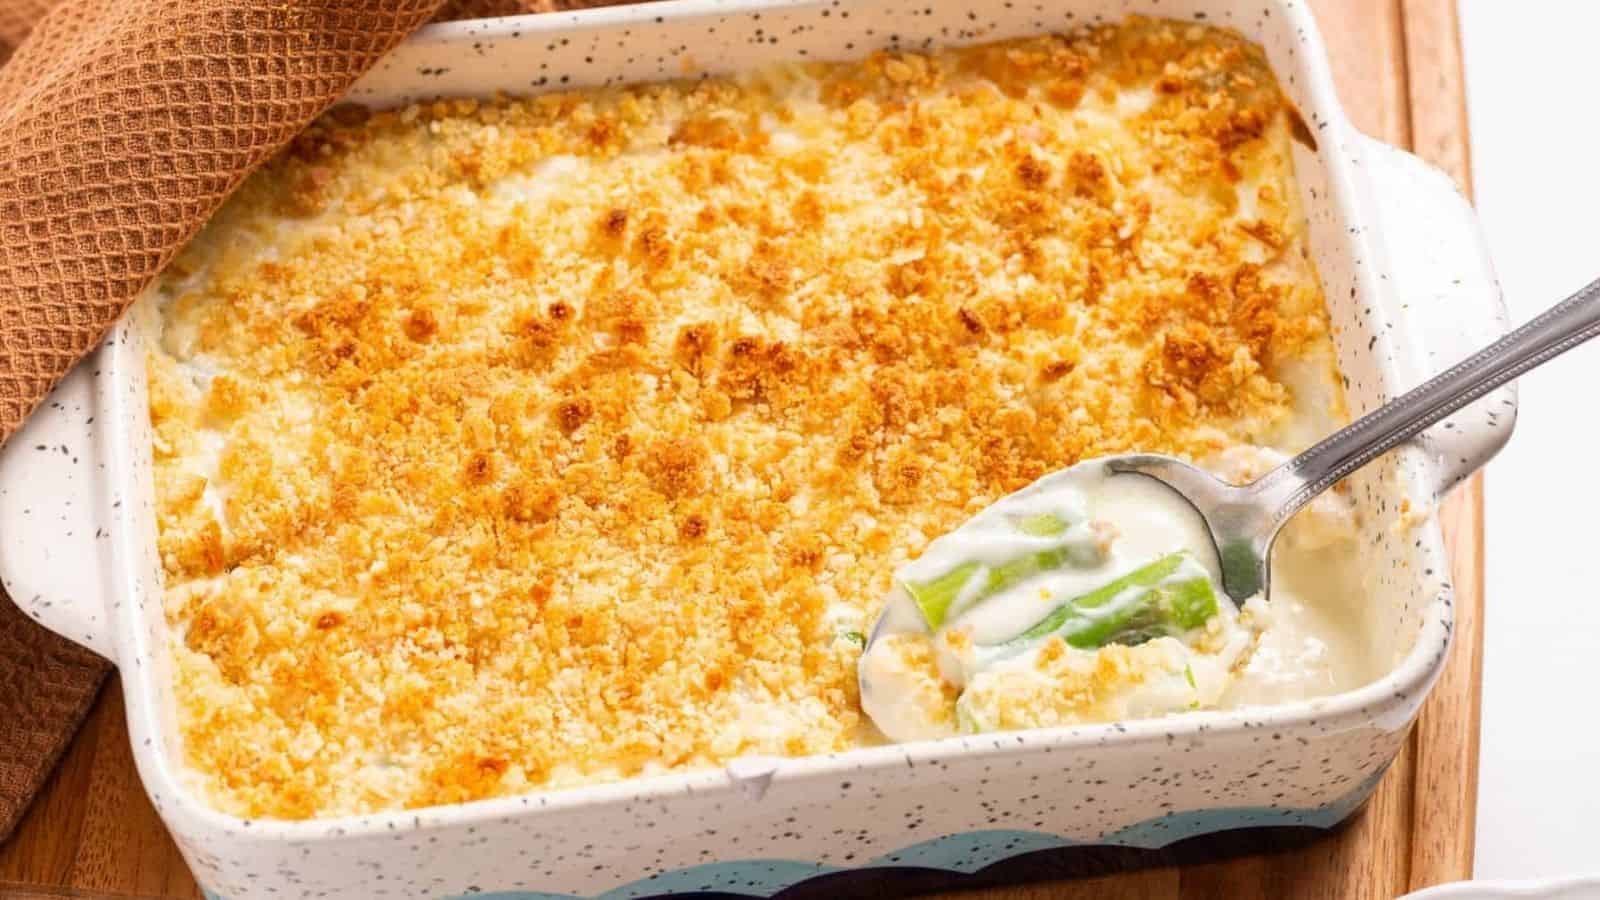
[1403,876,1600,900]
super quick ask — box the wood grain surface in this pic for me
[0,1,1482,897]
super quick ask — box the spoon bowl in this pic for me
[1103,453,1279,605]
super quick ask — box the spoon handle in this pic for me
[1250,275,1600,525]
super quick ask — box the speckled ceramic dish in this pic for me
[0,1,1512,898]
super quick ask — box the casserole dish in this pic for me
[0,0,1512,896]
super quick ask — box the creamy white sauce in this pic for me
[1223,539,1371,707]
[928,467,1214,653]
[487,154,589,208]
[858,450,1371,743]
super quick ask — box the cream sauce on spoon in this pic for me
[858,450,1370,743]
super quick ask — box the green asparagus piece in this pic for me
[903,513,1101,629]
[1016,512,1069,537]
[1003,551,1218,650]
[903,561,982,629]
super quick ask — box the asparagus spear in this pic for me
[903,561,983,630]
[902,513,1106,628]
[1004,551,1218,650]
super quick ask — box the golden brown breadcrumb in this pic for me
[958,638,1181,731]
[146,17,1339,819]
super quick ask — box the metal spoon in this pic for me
[1105,275,1600,605]
[858,279,1600,731]
[859,276,1600,648]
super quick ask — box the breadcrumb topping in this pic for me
[147,17,1338,819]
[958,638,1182,731]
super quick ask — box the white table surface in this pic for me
[1459,0,1600,883]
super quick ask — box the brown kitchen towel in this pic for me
[0,0,612,842]
[0,595,109,842]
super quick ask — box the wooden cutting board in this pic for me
[0,1,1483,897]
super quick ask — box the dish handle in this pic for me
[0,354,117,660]
[1358,134,1515,498]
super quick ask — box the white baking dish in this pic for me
[0,0,1512,897]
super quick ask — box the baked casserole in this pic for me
[146,16,1354,820]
